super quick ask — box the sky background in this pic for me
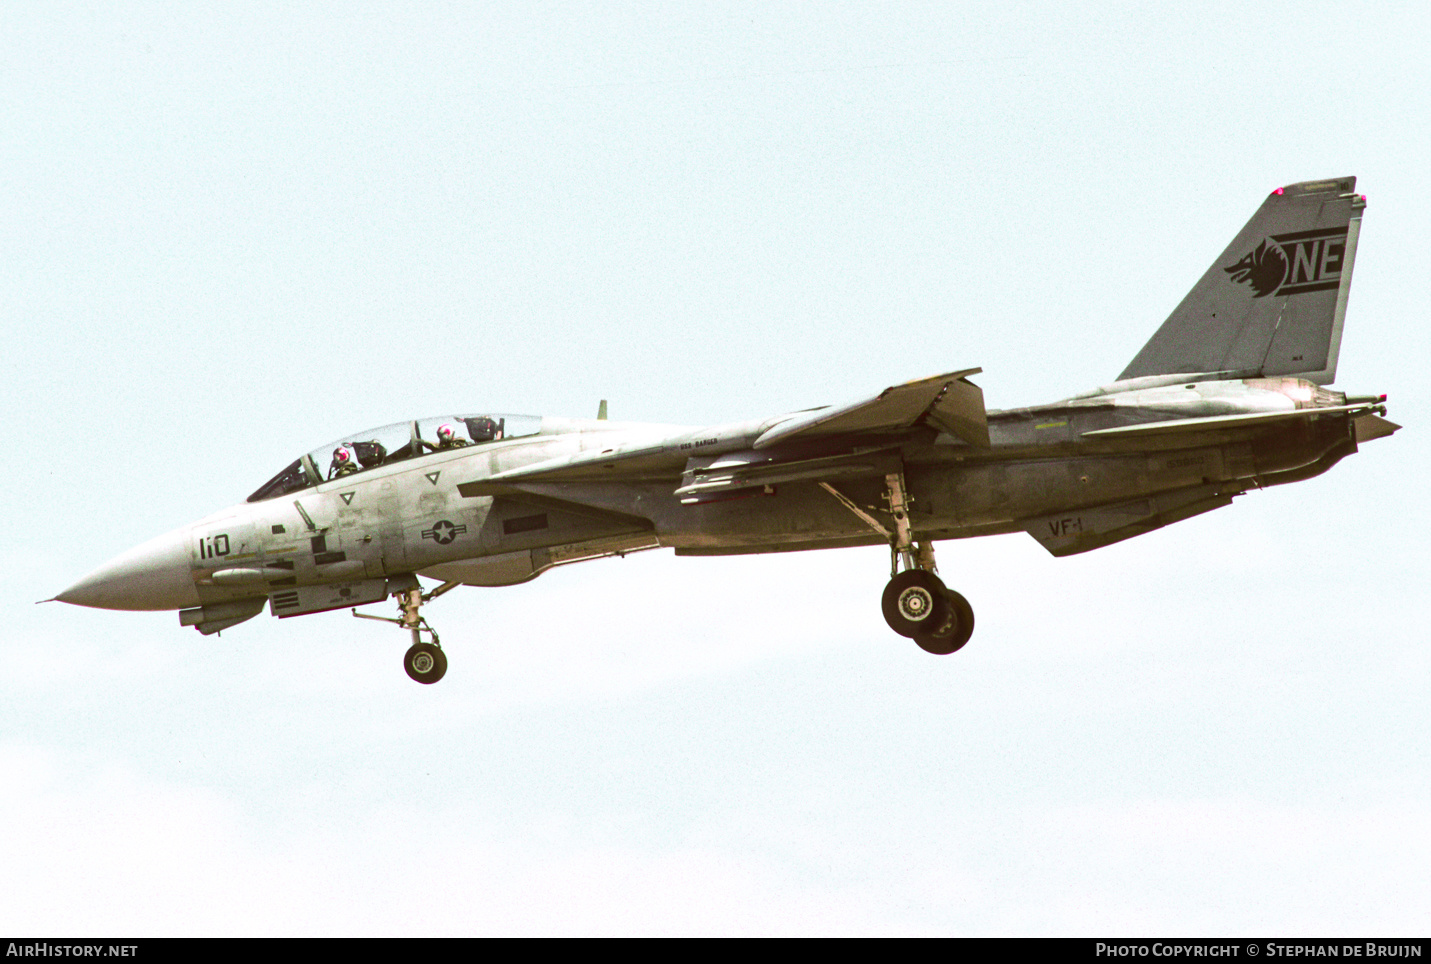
[3,1,1428,936]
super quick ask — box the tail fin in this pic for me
[1119,177,1365,385]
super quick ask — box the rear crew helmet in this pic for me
[467,417,499,442]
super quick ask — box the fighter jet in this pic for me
[55,177,1397,683]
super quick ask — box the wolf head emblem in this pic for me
[1224,239,1287,298]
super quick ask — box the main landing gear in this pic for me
[821,469,975,656]
[882,569,974,655]
[353,575,461,684]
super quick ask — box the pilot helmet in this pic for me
[468,416,498,442]
[437,423,457,443]
[333,447,351,463]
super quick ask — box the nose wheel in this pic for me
[354,576,461,683]
[404,641,448,684]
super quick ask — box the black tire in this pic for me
[404,642,448,684]
[881,569,948,637]
[914,589,975,655]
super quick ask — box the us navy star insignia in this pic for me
[421,519,467,545]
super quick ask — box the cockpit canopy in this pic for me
[248,414,541,502]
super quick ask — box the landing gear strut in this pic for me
[354,576,461,684]
[821,469,976,656]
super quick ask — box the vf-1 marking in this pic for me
[54,178,1398,684]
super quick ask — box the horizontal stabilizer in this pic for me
[1082,402,1380,439]
[754,368,988,449]
[1352,414,1400,443]
[1023,485,1236,556]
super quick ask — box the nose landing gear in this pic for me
[354,576,461,684]
[822,469,977,656]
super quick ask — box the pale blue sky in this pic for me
[3,2,1427,935]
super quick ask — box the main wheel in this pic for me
[881,569,949,637]
[913,589,975,655]
[404,642,448,684]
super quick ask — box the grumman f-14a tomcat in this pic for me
[54,177,1398,683]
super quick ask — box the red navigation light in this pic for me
[1273,187,1285,195]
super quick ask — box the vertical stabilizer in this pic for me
[1119,177,1365,385]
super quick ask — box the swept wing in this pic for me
[754,368,989,449]
[458,368,988,498]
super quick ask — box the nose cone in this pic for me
[57,525,201,611]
